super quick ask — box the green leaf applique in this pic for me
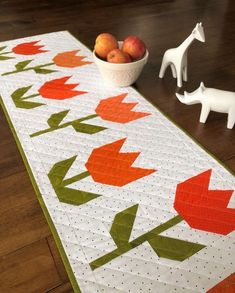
[48,156,101,206]
[11,86,44,109]
[30,111,105,137]
[90,205,205,270]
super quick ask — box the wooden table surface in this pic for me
[0,1,234,292]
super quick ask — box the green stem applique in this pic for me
[0,51,12,55]
[30,110,105,137]
[2,60,56,76]
[48,156,100,206]
[90,204,205,270]
[62,170,90,186]
[21,93,41,100]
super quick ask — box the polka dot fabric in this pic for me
[0,31,234,293]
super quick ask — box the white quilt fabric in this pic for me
[0,31,234,293]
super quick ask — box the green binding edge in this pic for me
[0,95,81,293]
[0,31,234,293]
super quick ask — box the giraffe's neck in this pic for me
[178,33,195,53]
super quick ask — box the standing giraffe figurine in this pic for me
[159,22,205,87]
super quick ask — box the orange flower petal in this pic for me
[174,169,235,235]
[53,50,92,68]
[96,93,150,123]
[12,41,48,55]
[85,138,156,186]
[38,76,87,100]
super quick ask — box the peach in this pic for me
[122,35,146,60]
[107,49,131,63]
[94,33,118,59]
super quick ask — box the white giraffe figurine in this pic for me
[159,22,205,87]
[175,82,235,129]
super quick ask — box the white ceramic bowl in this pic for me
[93,41,149,87]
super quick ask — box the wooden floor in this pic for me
[0,0,234,292]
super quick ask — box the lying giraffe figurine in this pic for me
[159,22,205,87]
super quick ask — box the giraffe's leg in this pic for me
[182,66,188,82]
[227,107,235,129]
[175,63,183,88]
[199,104,210,123]
[170,64,177,78]
[182,55,188,82]
[159,54,170,78]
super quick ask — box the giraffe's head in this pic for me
[192,22,205,42]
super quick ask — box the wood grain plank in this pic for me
[224,156,235,173]
[47,236,70,283]
[0,170,51,257]
[46,282,74,293]
[0,110,26,178]
[0,239,62,293]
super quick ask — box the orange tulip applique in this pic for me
[85,138,156,186]
[95,93,150,123]
[0,41,48,62]
[2,49,92,76]
[12,41,48,55]
[28,92,151,136]
[47,138,156,206]
[53,50,92,68]
[174,169,235,235]
[10,76,88,110]
[38,76,87,100]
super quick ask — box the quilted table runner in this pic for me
[0,31,234,293]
